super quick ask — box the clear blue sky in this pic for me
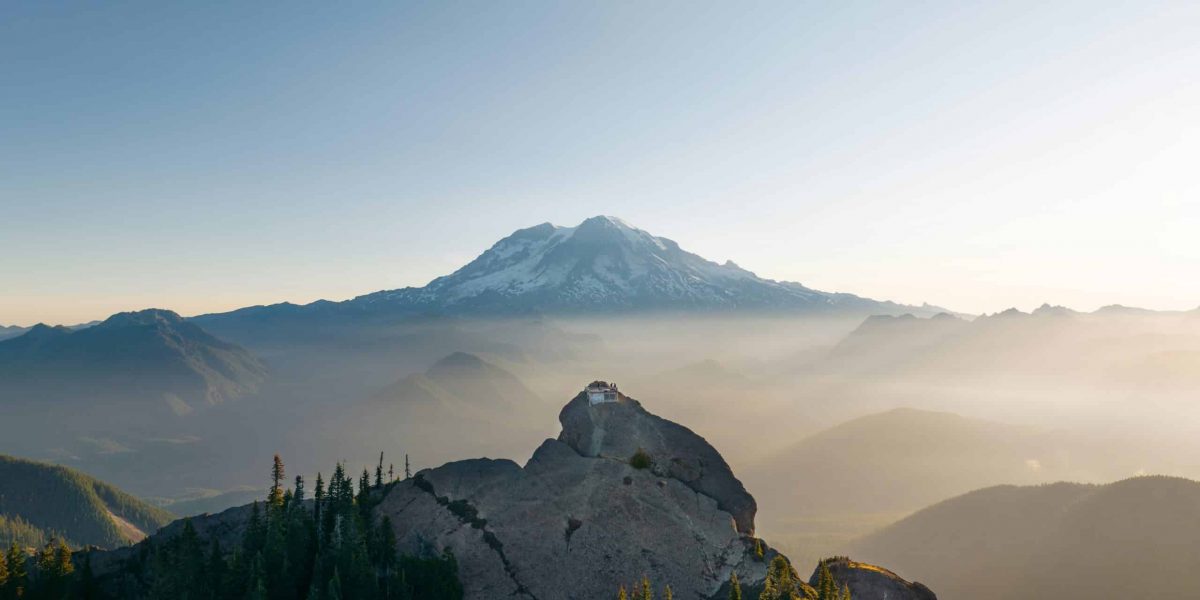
[3,1,1199,325]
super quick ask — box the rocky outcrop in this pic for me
[86,388,938,600]
[557,391,758,534]
[377,432,770,600]
[810,558,937,600]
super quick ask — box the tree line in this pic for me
[2,453,460,600]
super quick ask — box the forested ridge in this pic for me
[71,454,462,600]
[0,455,173,549]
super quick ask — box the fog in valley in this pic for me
[5,306,1200,594]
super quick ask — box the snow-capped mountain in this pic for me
[348,216,934,315]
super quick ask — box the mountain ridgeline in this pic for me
[0,454,173,549]
[0,309,266,417]
[852,476,1200,600]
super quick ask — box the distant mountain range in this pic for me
[374,351,540,413]
[815,304,1200,391]
[0,320,99,342]
[852,476,1200,600]
[0,308,266,416]
[195,216,946,327]
[352,351,551,465]
[745,408,1055,522]
[0,454,173,549]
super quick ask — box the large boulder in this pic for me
[557,390,758,534]
[377,434,770,599]
[810,558,937,600]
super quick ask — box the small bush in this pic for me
[629,448,652,470]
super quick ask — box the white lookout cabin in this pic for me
[586,381,620,405]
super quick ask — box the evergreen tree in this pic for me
[207,538,227,600]
[0,549,7,593]
[639,574,653,600]
[84,453,464,600]
[34,538,73,599]
[269,455,286,510]
[313,472,325,540]
[759,556,800,600]
[177,519,206,598]
[816,560,836,600]
[729,572,742,600]
[245,553,267,600]
[76,550,101,600]
[840,583,851,600]
[375,452,385,488]
[663,584,673,600]
[359,470,371,499]
[388,464,395,482]
[244,502,266,556]
[617,585,628,600]
[376,516,398,594]
[404,455,411,480]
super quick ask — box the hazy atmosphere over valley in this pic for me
[3,2,1200,600]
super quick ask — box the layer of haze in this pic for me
[4,0,1200,325]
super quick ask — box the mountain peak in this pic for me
[343,217,942,317]
[578,214,633,229]
[99,308,185,329]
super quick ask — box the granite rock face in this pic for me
[557,391,758,535]
[811,558,938,600]
[377,432,769,600]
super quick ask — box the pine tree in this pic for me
[639,575,653,600]
[208,538,227,599]
[617,585,628,600]
[269,455,286,510]
[0,549,7,593]
[313,472,325,539]
[729,572,742,600]
[663,584,673,600]
[759,556,797,600]
[77,550,101,600]
[816,560,836,600]
[34,538,73,599]
[404,455,411,480]
[245,553,267,600]
[388,464,395,482]
[244,502,266,556]
[840,583,851,600]
[376,452,385,488]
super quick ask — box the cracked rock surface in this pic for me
[375,392,769,599]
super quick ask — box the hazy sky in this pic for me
[3,1,1199,325]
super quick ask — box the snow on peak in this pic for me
[352,216,935,314]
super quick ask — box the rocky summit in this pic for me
[376,387,769,599]
[87,385,936,600]
[812,558,937,600]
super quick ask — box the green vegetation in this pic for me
[0,538,76,600]
[103,453,462,600]
[758,555,807,600]
[813,559,850,600]
[0,455,173,549]
[0,515,60,549]
[614,557,850,600]
[629,448,652,470]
